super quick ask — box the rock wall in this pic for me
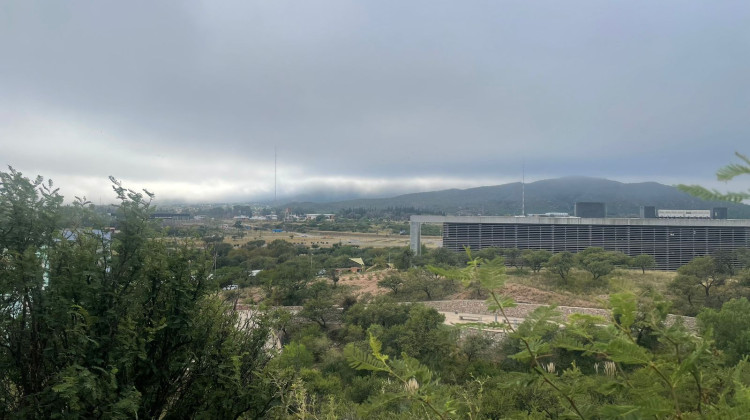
[421,300,696,331]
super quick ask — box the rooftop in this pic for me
[410,215,750,227]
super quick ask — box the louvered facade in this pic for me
[410,216,750,270]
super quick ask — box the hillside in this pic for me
[284,176,750,218]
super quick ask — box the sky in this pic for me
[2,1,750,204]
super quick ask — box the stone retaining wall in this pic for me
[421,300,696,331]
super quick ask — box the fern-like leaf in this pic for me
[344,343,389,373]
[676,184,750,203]
[716,152,750,181]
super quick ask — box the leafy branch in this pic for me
[677,151,750,202]
[344,333,454,419]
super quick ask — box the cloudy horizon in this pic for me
[3,1,750,204]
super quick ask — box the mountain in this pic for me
[282,177,750,218]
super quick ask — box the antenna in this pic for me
[274,146,277,205]
[522,162,525,216]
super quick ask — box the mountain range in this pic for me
[282,177,750,218]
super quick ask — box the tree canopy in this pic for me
[0,168,277,419]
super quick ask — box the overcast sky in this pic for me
[2,1,750,203]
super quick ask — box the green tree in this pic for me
[475,247,502,261]
[377,272,404,295]
[0,169,277,419]
[698,298,750,365]
[402,268,454,301]
[575,247,624,281]
[345,334,457,419]
[427,247,460,267]
[712,249,736,276]
[394,248,414,270]
[546,251,575,283]
[503,248,523,269]
[631,254,656,273]
[437,248,750,419]
[299,281,338,329]
[675,256,724,297]
[523,250,552,273]
[261,256,314,305]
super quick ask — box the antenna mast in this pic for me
[522,162,525,216]
[274,147,277,205]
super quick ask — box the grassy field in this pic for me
[505,267,676,307]
[225,230,442,249]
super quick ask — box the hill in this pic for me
[283,176,750,218]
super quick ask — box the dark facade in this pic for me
[574,202,606,218]
[712,207,728,220]
[441,219,750,270]
[640,206,657,219]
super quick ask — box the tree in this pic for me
[344,334,457,419]
[698,298,750,365]
[434,248,750,419]
[631,254,656,274]
[394,248,414,270]
[523,250,552,273]
[475,247,502,261]
[377,273,404,295]
[328,267,340,287]
[712,249,736,276]
[427,247,459,267]
[575,247,625,281]
[261,256,314,305]
[0,169,277,419]
[402,269,454,301]
[676,256,725,297]
[503,248,523,269]
[546,251,575,282]
[299,281,338,329]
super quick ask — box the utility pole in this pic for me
[522,162,525,216]
[274,146,277,205]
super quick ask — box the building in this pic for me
[150,213,192,220]
[409,214,750,270]
[574,202,606,218]
[305,214,335,221]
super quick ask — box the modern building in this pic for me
[410,214,750,270]
[150,213,192,220]
[574,202,606,218]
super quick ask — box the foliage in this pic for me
[523,250,552,273]
[377,272,404,294]
[0,169,276,419]
[698,298,750,365]
[678,151,750,202]
[344,334,457,419]
[400,268,456,301]
[574,247,627,281]
[432,248,750,419]
[503,248,523,269]
[546,251,575,282]
[299,281,339,329]
[394,248,414,270]
[631,254,656,274]
[344,297,410,329]
[669,256,727,315]
[260,256,315,305]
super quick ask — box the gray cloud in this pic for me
[2,1,750,203]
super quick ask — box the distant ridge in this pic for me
[282,177,750,218]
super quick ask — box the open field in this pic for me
[226,229,442,249]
